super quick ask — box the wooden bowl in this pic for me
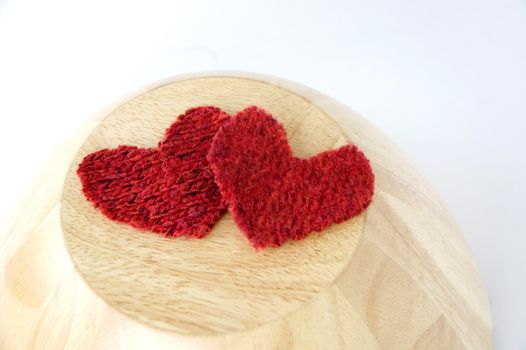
[0,73,492,349]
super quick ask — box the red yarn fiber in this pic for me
[208,106,375,249]
[77,106,230,238]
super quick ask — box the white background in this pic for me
[0,0,524,348]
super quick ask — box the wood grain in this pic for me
[0,73,492,349]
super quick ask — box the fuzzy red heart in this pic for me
[208,106,375,249]
[77,106,230,238]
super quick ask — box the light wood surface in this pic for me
[62,77,363,335]
[0,73,492,349]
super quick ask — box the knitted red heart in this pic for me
[208,106,375,249]
[77,106,230,238]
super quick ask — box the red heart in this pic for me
[208,106,375,249]
[77,106,230,238]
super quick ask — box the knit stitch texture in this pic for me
[77,106,230,238]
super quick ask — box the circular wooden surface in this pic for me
[2,73,492,349]
[60,77,364,335]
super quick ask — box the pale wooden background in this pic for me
[1,74,492,349]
